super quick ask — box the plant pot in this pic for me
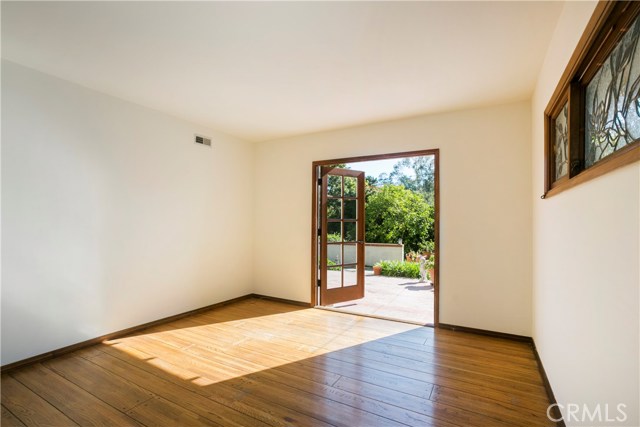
[428,269,435,281]
[373,265,382,275]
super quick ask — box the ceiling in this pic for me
[2,1,564,142]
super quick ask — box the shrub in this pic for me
[327,259,341,271]
[420,241,435,254]
[425,254,435,270]
[377,260,420,279]
[327,232,341,243]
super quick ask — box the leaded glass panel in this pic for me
[554,103,569,180]
[585,14,640,167]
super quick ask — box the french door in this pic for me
[319,167,365,305]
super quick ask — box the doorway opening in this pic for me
[311,150,439,325]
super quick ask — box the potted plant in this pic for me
[405,251,420,262]
[421,241,435,258]
[373,262,382,276]
[425,254,435,282]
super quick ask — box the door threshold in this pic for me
[314,305,434,327]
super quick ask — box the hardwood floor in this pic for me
[1,298,555,426]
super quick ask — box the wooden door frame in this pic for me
[311,149,440,326]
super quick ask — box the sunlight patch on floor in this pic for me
[101,305,426,387]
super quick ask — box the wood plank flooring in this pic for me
[1,298,555,426]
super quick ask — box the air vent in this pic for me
[194,134,212,147]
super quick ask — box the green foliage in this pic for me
[327,232,341,243]
[421,240,435,254]
[377,260,420,279]
[365,185,434,252]
[425,254,435,270]
[365,175,379,202]
[326,164,357,222]
[327,259,341,271]
[322,160,435,254]
[378,156,435,204]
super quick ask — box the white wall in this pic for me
[327,243,404,267]
[1,61,254,365]
[254,101,533,336]
[531,2,639,425]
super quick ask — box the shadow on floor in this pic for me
[4,299,554,427]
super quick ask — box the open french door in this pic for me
[319,166,365,305]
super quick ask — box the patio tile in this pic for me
[326,274,434,324]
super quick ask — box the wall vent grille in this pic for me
[194,134,212,147]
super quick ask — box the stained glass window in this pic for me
[585,14,640,167]
[554,103,569,180]
[544,3,640,198]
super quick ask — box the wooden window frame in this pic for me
[543,1,640,198]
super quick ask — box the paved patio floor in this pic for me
[327,269,434,324]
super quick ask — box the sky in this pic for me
[345,158,416,179]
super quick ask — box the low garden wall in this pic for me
[327,243,404,267]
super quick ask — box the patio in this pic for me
[325,269,434,324]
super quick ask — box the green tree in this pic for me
[378,156,435,204]
[365,175,379,202]
[365,185,434,252]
